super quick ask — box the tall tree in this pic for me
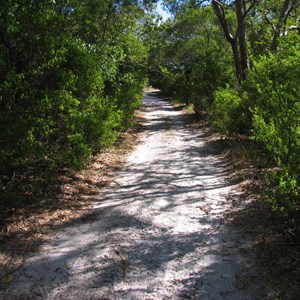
[271,0,299,50]
[212,0,258,83]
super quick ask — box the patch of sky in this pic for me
[156,1,172,22]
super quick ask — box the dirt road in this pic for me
[2,91,263,299]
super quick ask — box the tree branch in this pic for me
[242,0,260,20]
[212,0,235,43]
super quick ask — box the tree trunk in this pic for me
[212,0,245,84]
[236,0,249,81]
[231,38,243,84]
[271,0,297,51]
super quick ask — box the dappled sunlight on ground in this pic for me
[2,91,263,299]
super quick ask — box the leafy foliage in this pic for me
[212,86,250,134]
[248,36,300,214]
[1,0,300,218]
[155,1,300,218]
[0,0,149,206]
[147,6,233,108]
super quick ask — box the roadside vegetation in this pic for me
[0,0,299,298]
[149,0,300,223]
[0,0,151,209]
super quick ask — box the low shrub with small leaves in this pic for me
[212,86,250,134]
[247,36,300,215]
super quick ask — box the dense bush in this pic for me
[211,36,300,214]
[212,86,250,134]
[247,37,300,214]
[0,1,148,206]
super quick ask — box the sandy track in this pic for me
[2,91,262,299]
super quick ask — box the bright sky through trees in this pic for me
[156,1,171,21]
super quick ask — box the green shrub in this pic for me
[0,0,148,208]
[247,37,300,214]
[212,86,250,134]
